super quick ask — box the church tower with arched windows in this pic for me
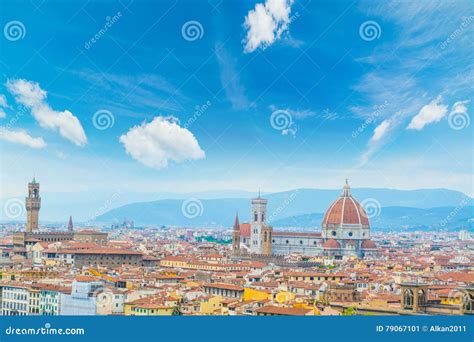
[250,192,269,254]
[25,178,41,233]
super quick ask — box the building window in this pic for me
[300,240,303,245]
[332,231,337,237]
[286,240,289,244]
[254,212,258,222]
[348,232,353,237]
[261,213,265,222]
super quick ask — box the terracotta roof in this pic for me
[273,232,322,237]
[255,305,313,316]
[322,181,369,227]
[240,223,251,237]
[361,240,377,249]
[436,272,474,283]
[204,282,244,291]
[323,239,341,249]
[73,248,142,255]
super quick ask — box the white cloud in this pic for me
[0,94,8,108]
[371,119,391,142]
[6,79,87,146]
[357,111,405,167]
[0,94,8,118]
[215,44,253,110]
[243,0,295,53]
[0,128,46,149]
[119,116,205,169]
[407,96,448,130]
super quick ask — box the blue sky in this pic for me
[0,0,473,201]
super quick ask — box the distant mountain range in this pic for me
[92,188,473,231]
[272,206,474,231]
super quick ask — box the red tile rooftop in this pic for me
[203,282,244,291]
[73,248,142,255]
[255,305,313,316]
[202,253,224,258]
[239,223,251,237]
[436,272,474,283]
[272,232,322,237]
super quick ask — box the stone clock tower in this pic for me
[25,178,41,232]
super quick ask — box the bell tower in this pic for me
[250,191,267,254]
[25,178,41,232]
[232,212,240,257]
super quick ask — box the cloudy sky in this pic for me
[1,0,472,203]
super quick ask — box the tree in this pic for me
[342,307,357,316]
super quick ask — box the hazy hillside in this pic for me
[93,188,473,230]
[272,206,474,231]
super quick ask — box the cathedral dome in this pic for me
[323,239,341,249]
[322,180,369,227]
